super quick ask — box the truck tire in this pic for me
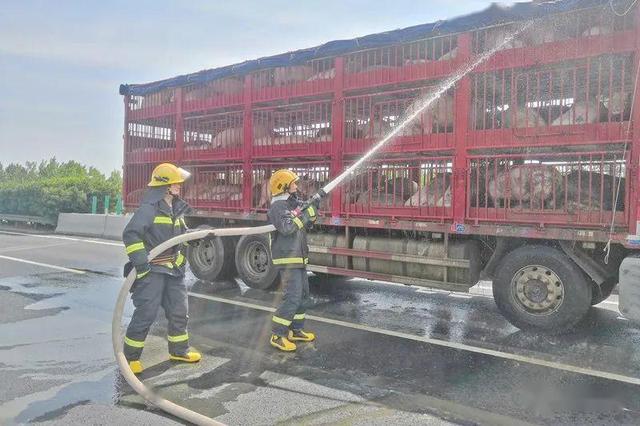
[235,234,278,290]
[493,245,592,334]
[187,227,236,282]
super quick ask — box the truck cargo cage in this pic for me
[342,157,454,220]
[128,89,176,120]
[470,52,634,148]
[126,116,177,163]
[182,164,244,211]
[472,4,637,55]
[344,34,460,89]
[467,150,628,228]
[252,100,332,158]
[344,86,455,155]
[123,163,155,208]
[252,161,331,213]
[251,58,335,102]
[183,76,244,113]
[183,109,244,160]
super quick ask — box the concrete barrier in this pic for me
[103,215,132,240]
[56,213,131,240]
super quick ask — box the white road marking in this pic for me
[188,291,640,386]
[0,255,85,274]
[0,230,123,247]
[0,242,70,254]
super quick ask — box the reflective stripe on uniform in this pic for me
[293,313,305,320]
[136,269,150,279]
[154,216,173,225]
[125,242,145,254]
[272,257,308,265]
[307,206,316,216]
[293,217,304,229]
[167,333,189,343]
[175,252,185,266]
[124,336,145,348]
[272,316,292,326]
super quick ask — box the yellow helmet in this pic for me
[148,163,191,187]
[269,169,299,196]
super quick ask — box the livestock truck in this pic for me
[120,0,640,333]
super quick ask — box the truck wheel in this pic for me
[235,234,278,290]
[493,246,592,334]
[187,227,236,282]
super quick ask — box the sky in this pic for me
[0,0,501,174]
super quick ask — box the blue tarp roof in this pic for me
[119,0,610,96]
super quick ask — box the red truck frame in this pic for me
[121,1,640,332]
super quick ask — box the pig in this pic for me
[402,93,454,134]
[313,127,332,142]
[212,127,243,148]
[514,108,544,128]
[437,46,459,61]
[551,101,600,126]
[521,21,556,45]
[405,173,452,207]
[600,91,631,119]
[210,77,244,95]
[483,28,526,52]
[307,68,336,81]
[252,125,275,146]
[381,177,418,202]
[356,191,400,207]
[253,180,271,209]
[565,170,625,212]
[404,58,430,66]
[202,185,242,202]
[488,165,560,209]
[405,186,452,207]
[274,65,313,85]
[297,177,330,210]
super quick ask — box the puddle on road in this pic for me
[0,272,131,424]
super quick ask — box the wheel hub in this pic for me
[194,240,216,267]
[247,242,268,274]
[512,265,564,315]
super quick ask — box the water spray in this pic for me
[113,22,532,426]
[313,21,531,204]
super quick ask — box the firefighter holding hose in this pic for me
[122,163,202,374]
[268,169,318,351]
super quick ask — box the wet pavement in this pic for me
[1,230,640,425]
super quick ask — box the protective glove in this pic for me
[134,263,151,280]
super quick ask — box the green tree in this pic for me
[0,158,122,220]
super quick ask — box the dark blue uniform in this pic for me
[122,187,191,361]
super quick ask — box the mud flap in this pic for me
[618,255,640,323]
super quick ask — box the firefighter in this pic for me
[122,163,201,374]
[267,169,318,351]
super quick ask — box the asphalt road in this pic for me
[1,229,640,425]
